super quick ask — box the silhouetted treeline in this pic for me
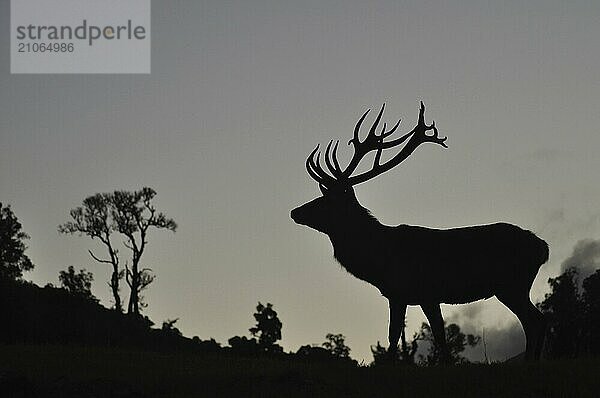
[0,279,358,367]
[538,266,600,358]
[0,278,219,353]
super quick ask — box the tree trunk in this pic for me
[110,267,122,312]
[128,263,139,315]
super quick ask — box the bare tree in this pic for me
[59,194,123,311]
[111,188,177,315]
[291,102,548,361]
[59,187,176,315]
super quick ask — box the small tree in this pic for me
[370,342,389,365]
[538,267,583,358]
[249,302,283,353]
[322,333,351,358]
[371,328,419,366]
[59,266,96,301]
[0,203,34,280]
[417,322,480,365]
[161,318,182,336]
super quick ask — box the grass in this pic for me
[1,344,598,397]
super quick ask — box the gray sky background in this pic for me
[2,0,600,362]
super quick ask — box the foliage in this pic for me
[0,203,34,280]
[538,266,600,358]
[538,267,582,358]
[161,318,182,336]
[371,341,392,365]
[192,336,221,353]
[249,302,283,353]
[59,266,97,302]
[322,333,351,358]
[58,187,176,314]
[294,333,356,364]
[582,270,600,355]
[228,336,262,355]
[372,322,478,367]
[371,327,419,366]
[296,344,332,360]
[417,322,480,366]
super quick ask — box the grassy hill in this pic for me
[0,279,218,353]
[1,279,599,397]
[1,344,599,397]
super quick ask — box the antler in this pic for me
[305,102,447,189]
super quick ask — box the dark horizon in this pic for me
[2,0,600,362]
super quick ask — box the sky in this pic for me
[1,0,600,362]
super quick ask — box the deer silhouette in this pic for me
[291,102,548,361]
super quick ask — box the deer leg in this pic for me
[496,292,546,360]
[421,303,450,364]
[388,300,407,354]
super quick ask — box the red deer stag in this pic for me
[291,102,548,361]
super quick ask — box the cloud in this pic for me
[561,238,600,281]
[452,319,524,363]
[479,323,524,362]
[444,303,524,362]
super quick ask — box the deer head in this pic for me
[291,102,447,233]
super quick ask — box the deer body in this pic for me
[327,216,548,305]
[291,102,548,361]
[342,224,547,305]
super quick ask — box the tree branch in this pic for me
[124,261,133,288]
[123,240,134,251]
[88,249,113,264]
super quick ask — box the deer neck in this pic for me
[327,206,382,273]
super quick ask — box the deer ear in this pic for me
[319,184,328,195]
